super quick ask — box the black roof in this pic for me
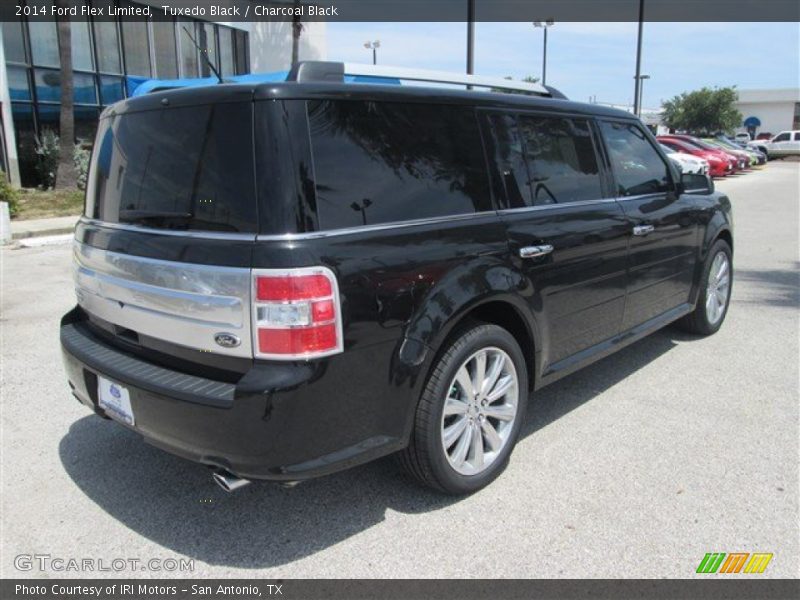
[105,81,635,121]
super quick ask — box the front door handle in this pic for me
[519,244,554,259]
[633,224,655,236]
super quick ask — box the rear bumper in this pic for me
[61,309,409,481]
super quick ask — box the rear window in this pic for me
[307,100,491,230]
[517,115,603,205]
[86,102,256,233]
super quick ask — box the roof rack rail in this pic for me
[287,61,556,97]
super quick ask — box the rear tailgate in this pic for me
[75,92,259,360]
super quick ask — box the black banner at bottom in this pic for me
[2,579,799,600]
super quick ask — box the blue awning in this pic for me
[126,71,401,97]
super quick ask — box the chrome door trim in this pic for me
[496,197,619,216]
[79,217,258,241]
[255,211,500,241]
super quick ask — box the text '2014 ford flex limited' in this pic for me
[61,62,733,495]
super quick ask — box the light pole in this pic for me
[634,74,650,117]
[467,0,475,76]
[533,19,555,86]
[363,40,380,65]
[633,0,645,115]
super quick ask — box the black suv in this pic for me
[61,62,733,495]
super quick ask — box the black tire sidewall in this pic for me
[423,325,528,494]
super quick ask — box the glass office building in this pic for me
[2,1,250,186]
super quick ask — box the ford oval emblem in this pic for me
[214,333,241,348]
[109,384,121,399]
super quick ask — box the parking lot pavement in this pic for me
[1,162,798,579]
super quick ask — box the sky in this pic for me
[327,22,800,109]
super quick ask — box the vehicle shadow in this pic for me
[59,328,684,569]
[733,264,800,309]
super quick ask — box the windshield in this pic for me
[681,138,718,151]
[85,102,257,233]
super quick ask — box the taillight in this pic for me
[252,267,343,360]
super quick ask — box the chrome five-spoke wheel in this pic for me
[440,347,519,476]
[705,251,730,325]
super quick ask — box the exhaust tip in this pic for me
[212,469,251,493]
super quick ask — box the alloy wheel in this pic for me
[440,347,520,476]
[705,251,731,325]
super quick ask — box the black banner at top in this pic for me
[3,0,800,22]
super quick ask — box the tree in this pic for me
[291,1,304,65]
[491,75,540,95]
[661,87,742,135]
[55,1,77,189]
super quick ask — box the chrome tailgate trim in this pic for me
[73,241,253,358]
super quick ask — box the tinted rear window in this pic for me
[86,102,256,232]
[307,100,491,230]
[517,116,603,205]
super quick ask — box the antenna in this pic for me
[182,26,223,84]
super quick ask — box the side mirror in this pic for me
[679,173,714,195]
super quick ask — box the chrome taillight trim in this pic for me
[251,266,344,361]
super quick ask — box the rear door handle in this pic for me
[633,224,655,236]
[519,244,554,259]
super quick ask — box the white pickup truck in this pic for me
[747,130,800,159]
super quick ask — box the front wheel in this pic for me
[676,239,732,335]
[397,323,528,495]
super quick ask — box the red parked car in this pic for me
[657,136,733,177]
[668,134,750,171]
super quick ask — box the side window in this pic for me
[480,112,532,209]
[599,121,672,197]
[517,115,604,205]
[773,132,790,142]
[307,100,491,231]
[794,132,800,141]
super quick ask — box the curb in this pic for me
[11,226,76,240]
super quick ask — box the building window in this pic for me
[94,21,122,74]
[199,22,218,77]
[28,20,59,68]
[121,15,151,77]
[234,30,248,75]
[178,20,199,78]
[99,76,125,105]
[153,18,179,79]
[71,19,94,71]
[219,27,234,76]
[33,69,98,105]
[2,20,27,64]
[6,67,31,101]
[4,5,250,186]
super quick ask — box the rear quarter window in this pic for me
[86,102,256,233]
[307,100,491,231]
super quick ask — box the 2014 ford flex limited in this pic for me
[61,62,733,495]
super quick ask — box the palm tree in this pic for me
[291,1,303,66]
[55,0,77,189]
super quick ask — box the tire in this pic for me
[398,322,528,495]
[676,239,732,335]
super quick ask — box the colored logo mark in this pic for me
[696,552,773,574]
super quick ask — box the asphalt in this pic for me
[0,162,798,578]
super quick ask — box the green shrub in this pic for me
[74,142,90,190]
[0,171,20,217]
[34,129,59,189]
